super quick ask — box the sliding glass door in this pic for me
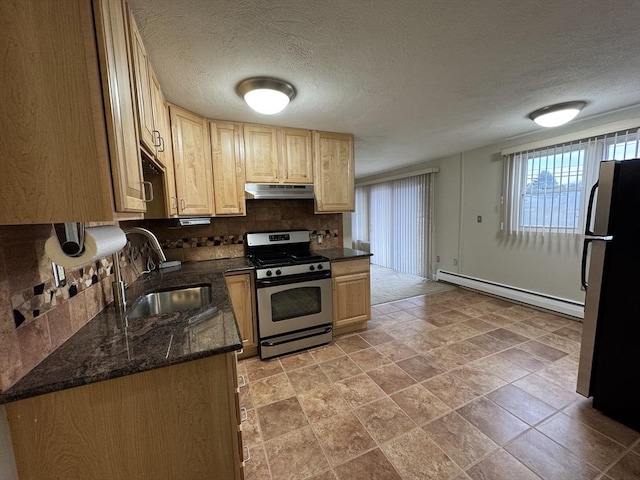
[352,174,433,278]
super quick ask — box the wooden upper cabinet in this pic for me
[243,124,279,183]
[149,67,170,169]
[94,0,146,214]
[0,0,147,223]
[279,128,313,184]
[128,11,156,155]
[0,0,120,223]
[150,67,178,216]
[313,131,355,212]
[170,105,214,216]
[210,121,246,216]
[244,124,313,185]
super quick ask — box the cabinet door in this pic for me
[0,0,116,223]
[211,121,246,216]
[333,272,371,328]
[94,0,146,213]
[280,128,313,184]
[225,273,256,352]
[7,354,243,480]
[149,67,178,216]
[244,124,279,183]
[170,105,214,216]
[149,67,168,168]
[313,132,355,212]
[129,11,156,154]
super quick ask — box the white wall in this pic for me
[0,406,19,480]
[354,106,640,303]
[457,143,585,301]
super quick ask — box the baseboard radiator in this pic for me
[436,270,585,319]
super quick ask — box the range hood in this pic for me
[244,183,314,200]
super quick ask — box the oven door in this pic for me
[256,276,333,339]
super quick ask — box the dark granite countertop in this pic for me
[0,258,254,404]
[316,247,373,262]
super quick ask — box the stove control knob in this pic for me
[309,265,315,271]
[317,264,324,270]
[275,269,282,276]
[266,270,273,277]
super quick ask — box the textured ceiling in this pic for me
[128,0,640,178]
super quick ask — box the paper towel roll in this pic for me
[45,225,127,268]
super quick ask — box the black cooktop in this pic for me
[249,252,329,268]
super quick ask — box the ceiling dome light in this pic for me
[236,77,296,115]
[529,101,587,128]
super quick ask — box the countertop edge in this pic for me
[0,342,242,405]
[1,253,372,405]
[315,247,373,262]
[0,258,250,405]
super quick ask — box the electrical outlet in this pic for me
[453,258,458,266]
[436,255,440,262]
[477,215,482,223]
[52,262,66,287]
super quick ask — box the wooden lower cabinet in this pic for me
[225,272,258,359]
[332,257,371,335]
[6,353,244,480]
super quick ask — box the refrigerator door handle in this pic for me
[581,235,614,289]
[584,181,599,236]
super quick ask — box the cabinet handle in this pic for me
[170,196,178,210]
[158,135,165,152]
[180,199,186,211]
[237,374,246,388]
[240,407,248,422]
[152,129,162,148]
[142,181,154,202]
[242,446,251,465]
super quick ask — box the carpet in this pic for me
[370,264,455,305]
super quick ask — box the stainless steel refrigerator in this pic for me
[577,158,640,431]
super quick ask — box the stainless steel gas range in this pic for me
[245,230,333,359]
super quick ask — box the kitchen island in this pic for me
[1,259,252,480]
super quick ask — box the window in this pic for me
[505,128,639,235]
[352,173,433,278]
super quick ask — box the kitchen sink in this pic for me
[126,285,212,321]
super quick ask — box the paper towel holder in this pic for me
[52,222,86,257]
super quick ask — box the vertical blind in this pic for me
[352,173,433,278]
[504,127,639,236]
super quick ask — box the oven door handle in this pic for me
[255,271,331,287]
[261,326,333,347]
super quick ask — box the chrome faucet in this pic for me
[112,227,167,311]
[124,227,167,263]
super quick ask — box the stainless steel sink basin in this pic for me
[126,285,212,320]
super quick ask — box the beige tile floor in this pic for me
[238,288,640,480]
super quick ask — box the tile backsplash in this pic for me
[0,225,145,391]
[0,199,343,392]
[142,199,343,262]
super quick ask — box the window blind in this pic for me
[504,127,639,236]
[352,173,434,278]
